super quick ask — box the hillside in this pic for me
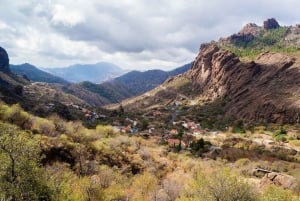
[45,62,126,83]
[1,102,299,200]
[0,47,31,104]
[10,63,68,84]
[80,63,191,103]
[109,20,300,124]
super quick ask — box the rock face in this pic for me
[260,172,297,189]
[186,43,300,123]
[219,23,262,45]
[238,23,261,36]
[263,18,280,30]
[0,47,10,73]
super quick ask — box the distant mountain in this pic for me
[10,63,68,84]
[80,63,192,103]
[45,62,125,83]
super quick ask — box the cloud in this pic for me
[0,0,300,70]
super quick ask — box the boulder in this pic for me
[260,172,297,189]
[0,47,10,73]
[263,18,280,30]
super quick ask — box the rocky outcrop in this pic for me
[0,47,10,73]
[185,43,300,123]
[239,23,261,36]
[219,19,282,46]
[260,172,297,189]
[263,18,280,30]
[224,23,262,45]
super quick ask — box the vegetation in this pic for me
[224,27,300,59]
[0,122,51,200]
[179,168,256,201]
[0,102,299,201]
[190,138,212,155]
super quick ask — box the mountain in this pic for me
[110,20,300,124]
[219,18,300,59]
[45,62,125,83]
[10,63,68,84]
[79,63,192,103]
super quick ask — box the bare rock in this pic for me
[260,172,297,189]
[0,47,10,73]
[263,18,280,30]
[185,42,300,124]
[238,23,261,36]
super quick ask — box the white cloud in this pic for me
[0,0,300,70]
[51,4,85,27]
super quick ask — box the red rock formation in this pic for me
[186,43,300,123]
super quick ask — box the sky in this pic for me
[0,0,300,70]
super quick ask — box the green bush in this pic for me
[232,120,245,133]
[274,127,288,142]
[0,122,52,200]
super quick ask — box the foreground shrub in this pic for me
[0,122,52,200]
[259,185,300,201]
[178,168,256,201]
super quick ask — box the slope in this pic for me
[80,63,192,103]
[10,63,68,84]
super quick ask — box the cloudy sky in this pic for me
[0,0,300,70]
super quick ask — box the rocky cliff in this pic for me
[0,47,10,73]
[186,43,300,123]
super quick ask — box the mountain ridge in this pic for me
[10,63,69,84]
[45,62,126,83]
[79,63,192,103]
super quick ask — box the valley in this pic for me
[0,18,300,201]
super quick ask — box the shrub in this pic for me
[31,117,56,136]
[274,127,288,142]
[1,104,32,129]
[96,125,117,137]
[178,168,257,201]
[232,120,246,133]
[190,138,212,155]
[259,185,299,201]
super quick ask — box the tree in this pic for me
[0,122,51,201]
[176,129,184,151]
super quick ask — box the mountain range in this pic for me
[10,63,69,84]
[44,62,126,83]
[9,59,192,105]
[78,63,192,103]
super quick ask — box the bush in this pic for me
[232,120,245,133]
[190,138,212,155]
[274,127,288,142]
[96,125,117,137]
[178,168,257,201]
[259,185,299,201]
[31,117,56,136]
[0,104,32,129]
